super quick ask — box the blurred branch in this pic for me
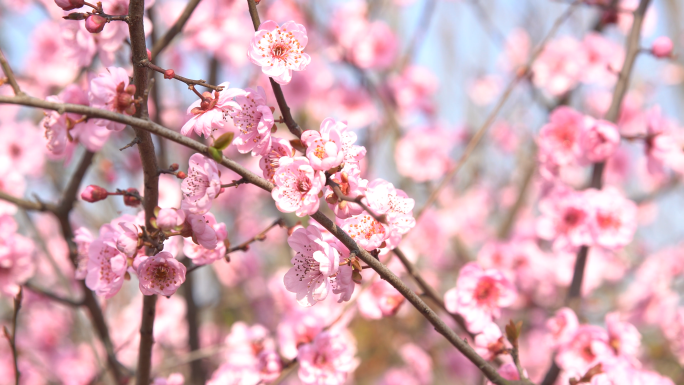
[0,48,23,96]
[24,282,83,307]
[3,288,22,385]
[141,60,224,91]
[415,0,580,220]
[497,150,537,239]
[150,0,201,61]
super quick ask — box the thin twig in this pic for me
[0,191,54,212]
[140,60,224,91]
[119,136,141,151]
[415,0,581,220]
[227,218,285,254]
[221,178,249,189]
[3,288,22,385]
[24,282,84,307]
[0,48,23,96]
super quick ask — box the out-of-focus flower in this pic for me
[0,215,36,297]
[248,20,311,85]
[532,36,588,96]
[357,280,404,319]
[297,330,358,384]
[537,188,594,251]
[578,118,620,164]
[395,127,452,182]
[474,323,506,361]
[183,212,226,265]
[137,251,186,296]
[586,188,637,250]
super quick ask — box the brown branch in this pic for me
[3,288,22,385]
[541,1,652,384]
[227,218,285,254]
[24,282,83,307]
[246,0,303,139]
[326,177,386,224]
[221,178,249,189]
[182,263,204,383]
[0,191,54,212]
[497,153,537,239]
[415,0,580,220]
[0,48,23,96]
[140,60,224,91]
[150,0,201,61]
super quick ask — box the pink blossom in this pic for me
[364,178,416,250]
[80,185,109,203]
[85,232,127,298]
[320,118,366,166]
[643,106,684,176]
[54,0,85,11]
[156,208,186,231]
[248,20,311,85]
[388,66,437,116]
[85,15,106,33]
[340,214,390,251]
[73,227,93,280]
[605,312,641,359]
[259,137,295,182]
[652,36,674,58]
[61,20,97,68]
[284,226,354,306]
[491,363,525,383]
[228,87,274,156]
[546,307,579,347]
[0,216,36,296]
[444,262,517,333]
[180,82,243,139]
[555,325,614,373]
[586,188,637,250]
[581,33,624,86]
[537,188,593,251]
[152,373,184,385]
[115,222,140,257]
[0,121,45,178]
[180,153,222,214]
[271,156,325,217]
[26,21,79,88]
[184,212,227,265]
[474,323,506,361]
[347,21,398,70]
[137,251,186,296]
[357,279,405,319]
[297,330,358,384]
[43,85,110,157]
[301,118,345,171]
[537,106,586,166]
[532,36,588,96]
[578,118,620,164]
[325,167,367,219]
[395,127,452,182]
[185,212,219,250]
[89,67,136,131]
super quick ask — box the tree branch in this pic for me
[3,288,22,385]
[24,282,83,307]
[0,48,23,96]
[150,0,201,61]
[140,60,224,91]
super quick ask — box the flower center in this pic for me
[297,179,312,193]
[474,277,499,304]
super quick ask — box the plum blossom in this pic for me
[297,330,358,384]
[180,82,243,138]
[73,227,93,280]
[320,118,366,167]
[364,178,415,250]
[555,325,614,374]
[43,85,110,157]
[85,232,127,298]
[325,167,367,219]
[115,222,141,258]
[651,36,674,58]
[248,20,311,85]
[357,280,405,319]
[181,154,222,214]
[183,212,227,265]
[271,156,325,217]
[184,212,219,250]
[340,214,389,251]
[546,307,580,347]
[474,323,506,361]
[137,251,186,296]
[301,118,345,171]
[229,86,274,156]
[0,215,36,297]
[581,33,624,86]
[578,118,620,164]
[388,66,437,115]
[284,226,354,306]
[532,36,588,96]
[605,312,641,360]
[643,106,684,176]
[156,208,186,231]
[538,106,586,167]
[260,137,295,182]
[395,127,452,182]
[444,262,517,333]
[89,67,136,131]
[537,188,594,251]
[586,188,637,250]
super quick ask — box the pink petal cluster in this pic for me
[137,251,186,296]
[156,208,186,231]
[248,20,311,85]
[395,127,452,182]
[340,214,389,251]
[85,231,128,298]
[229,86,274,156]
[259,137,294,182]
[43,85,110,158]
[297,330,358,385]
[73,227,93,280]
[0,215,36,296]
[325,167,367,219]
[183,212,227,265]
[474,323,506,361]
[88,67,136,131]
[364,178,416,250]
[283,226,354,306]
[180,82,243,139]
[444,262,517,333]
[181,153,222,214]
[184,212,219,250]
[578,118,620,164]
[357,280,405,319]
[532,36,588,96]
[585,187,637,250]
[387,66,438,116]
[301,119,345,171]
[152,373,184,385]
[271,156,325,217]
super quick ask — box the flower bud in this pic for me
[54,0,85,11]
[123,188,142,207]
[652,36,674,58]
[169,163,179,171]
[176,171,187,179]
[85,14,106,33]
[81,185,109,202]
[147,49,152,61]
[163,69,175,80]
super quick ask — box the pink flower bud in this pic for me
[54,0,85,11]
[176,171,187,179]
[123,188,142,207]
[652,36,674,58]
[146,49,152,61]
[164,69,175,80]
[85,14,106,33]
[81,185,109,202]
[169,163,179,171]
